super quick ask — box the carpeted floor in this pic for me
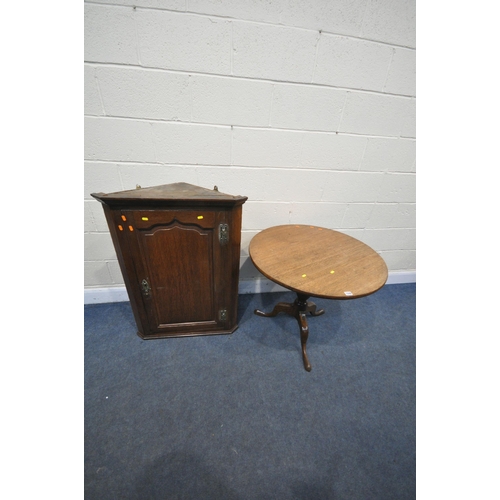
[85,283,415,499]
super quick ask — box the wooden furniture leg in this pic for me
[254,293,324,371]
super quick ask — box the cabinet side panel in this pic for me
[229,205,244,327]
[213,206,243,330]
[100,204,149,335]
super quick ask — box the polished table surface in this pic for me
[249,225,388,371]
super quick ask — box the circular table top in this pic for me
[249,225,388,300]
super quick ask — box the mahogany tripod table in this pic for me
[249,225,388,371]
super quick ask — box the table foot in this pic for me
[307,301,325,317]
[298,312,311,371]
[254,293,320,371]
[254,302,295,318]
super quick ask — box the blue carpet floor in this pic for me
[85,283,415,499]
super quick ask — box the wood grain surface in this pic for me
[92,183,246,338]
[249,225,388,300]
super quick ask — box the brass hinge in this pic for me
[219,309,228,322]
[219,223,229,245]
[141,278,151,296]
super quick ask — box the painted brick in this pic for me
[339,92,409,136]
[87,200,111,232]
[361,138,416,172]
[339,228,364,240]
[84,4,139,64]
[89,0,185,9]
[313,34,393,92]
[299,132,367,170]
[202,168,385,204]
[239,256,262,280]
[270,84,347,131]
[151,122,231,165]
[360,0,416,48]
[384,48,416,96]
[196,166,324,202]
[189,0,282,23]
[320,171,385,202]
[84,66,103,116]
[84,200,112,233]
[84,202,96,232]
[288,202,346,228]
[280,0,368,36]
[401,98,416,138]
[118,164,200,190]
[232,128,367,170]
[107,260,125,285]
[84,162,122,199]
[232,21,319,82]
[377,173,416,203]
[362,228,415,251]
[195,167,256,199]
[85,233,117,261]
[194,167,253,199]
[232,128,303,167]
[136,10,231,74]
[379,250,416,270]
[190,75,273,127]
[340,203,375,228]
[240,230,259,256]
[242,202,291,229]
[367,203,416,228]
[96,66,191,121]
[84,117,156,162]
[85,261,114,287]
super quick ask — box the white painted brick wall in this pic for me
[313,34,394,91]
[231,128,303,167]
[360,0,416,47]
[84,4,139,64]
[189,0,283,24]
[136,10,232,74]
[84,66,104,116]
[232,22,319,82]
[84,0,416,294]
[269,85,346,131]
[280,0,368,36]
[401,98,416,138]
[151,122,232,165]
[190,75,274,127]
[85,116,155,162]
[339,92,410,136]
[384,47,416,96]
[96,66,192,121]
[299,133,367,170]
[362,138,416,172]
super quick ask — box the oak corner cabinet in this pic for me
[91,183,247,339]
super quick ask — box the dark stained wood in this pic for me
[249,224,388,371]
[140,224,214,325]
[255,293,324,371]
[92,182,247,208]
[131,209,216,230]
[91,183,247,339]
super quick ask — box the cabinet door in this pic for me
[124,210,220,335]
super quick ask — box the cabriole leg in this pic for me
[254,292,321,371]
